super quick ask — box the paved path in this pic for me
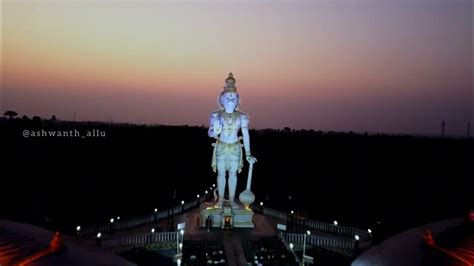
[223,235,247,266]
[182,206,279,266]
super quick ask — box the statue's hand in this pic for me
[213,120,222,135]
[246,155,257,164]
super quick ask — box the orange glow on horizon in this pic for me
[3,0,471,135]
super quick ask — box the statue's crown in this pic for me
[223,72,237,92]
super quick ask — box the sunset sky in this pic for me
[2,0,472,136]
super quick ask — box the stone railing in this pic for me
[283,233,355,250]
[81,196,206,236]
[81,199,371,253]
[102,231,178,248]
[304,219,371,240]
[262,207,372,245]
[262,207,289,221]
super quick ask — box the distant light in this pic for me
[110,218,114,223]
[290,210,294,215]
[377,221,381,224]
[289,243,294,249]
[155,208,158,213]
[205,190,208,194]
[212,184,216,187]
[368,229,372,234]
[306,230,311,235]
[180,229,184,235]
[260,202,263,206]
[117,216,120,220]
[181,200,185,205]
[355,235,360,240]
[76,226,81,231]
[151,228,155,233]
[177,258,182,266]
[197,194,200,198]
[179,243,183,249]
[333,220,338,226]
[97,232,102,238]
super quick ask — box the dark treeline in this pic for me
[1,117,472,241]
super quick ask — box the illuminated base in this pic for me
[200,201,254,229]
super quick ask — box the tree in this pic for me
[51,115,57,122]
[4,110,18,119]
[32,116,42,123]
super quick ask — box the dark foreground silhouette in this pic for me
[1,117,472,244]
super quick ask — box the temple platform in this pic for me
[200,201,254,229]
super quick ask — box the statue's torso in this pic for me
[216,110,245,143]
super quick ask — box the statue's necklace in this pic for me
[222,111,237,126]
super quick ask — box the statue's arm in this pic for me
[241,114,251,156]
[208,112,221,138]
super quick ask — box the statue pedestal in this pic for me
[200,201,254,229]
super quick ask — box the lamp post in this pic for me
[288,243,300,264]
[176,231,179,254]
[303,230,310,265]
[176,229,184,254]
[355,234,360,253]
[76,226,81,235]
[96,232,102,247]
[109,218,115,233]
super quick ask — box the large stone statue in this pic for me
[209,73,257,208]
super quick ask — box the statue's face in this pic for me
[222,92,238,111]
